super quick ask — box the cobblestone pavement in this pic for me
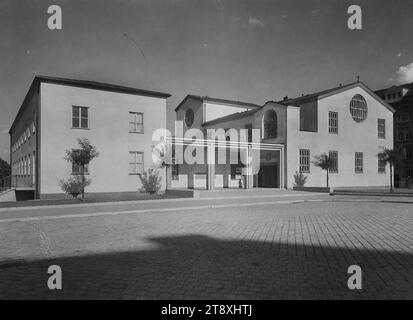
[0,194,412,299]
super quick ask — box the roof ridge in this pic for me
[34,75,171,98]
[279,81,358,104]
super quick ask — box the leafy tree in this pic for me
[377,148,395,192]
[0,158,11,180]
[64,138,99,201]
[0,158,11,188]
[312,153,333,188]
[139,168,162,194]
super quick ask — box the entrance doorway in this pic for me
[254,150,280,188]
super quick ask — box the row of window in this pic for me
[327,111,386,139]
[72,106,144,133]
[386,92,402,101]
[395,113,411,123]
[396,130,412,142]
[12,122,36,153]
[70,151,145,175]
[399,147,412,161]
[299,149,386,174]
[12,152,35,176]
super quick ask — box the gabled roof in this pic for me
[277,82,357,105]
[9,75,171,133]
[202,108,261,127]
[175,94,261,111]
[35,75,171,98]
[278,81,395,113]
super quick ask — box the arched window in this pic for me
[263,109,278,139]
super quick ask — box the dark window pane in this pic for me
[136,124,143,133]
[73,118,80,128]
[81,118,88,128]
[81,107,88,118]
[72,106,79,117]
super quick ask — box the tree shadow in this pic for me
[0,234,412,299]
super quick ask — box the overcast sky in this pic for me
[1,0,413,162]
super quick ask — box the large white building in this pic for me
[9,76,170,199]
[6,77,394,201]
[172,81,395,190]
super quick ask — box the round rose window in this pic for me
[185,108,194,128]
[350,94,368,122]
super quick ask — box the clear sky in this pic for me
[1,0,412,163]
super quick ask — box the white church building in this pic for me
[172,81,394,190]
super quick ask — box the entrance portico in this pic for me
[169,137,284,190]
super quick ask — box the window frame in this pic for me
[129,112,144,134]
[129,151,144,175]
[377,118,386,139]
[378,153,386,174]
[355,152,364,174]
[328,151,338,173]
[72,106,89,129]
[263,109,278,139]
[299,149,310,173]
[71,149,89,175]
[349,94,368,123]
[328,111,338,134]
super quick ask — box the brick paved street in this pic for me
[0,192,412,299]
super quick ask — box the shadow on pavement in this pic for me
[0,235,412,299]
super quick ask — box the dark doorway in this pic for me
[255,150,280,188]
[258,165,279,188]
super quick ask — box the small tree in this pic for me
[377,148,395,192]
[0,158,11,188]
[312,153,333,188]
[64,138,99,201]
[293,171,308,187]
[139,168,162,194]
[59,176,91,199]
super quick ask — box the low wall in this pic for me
[293,186,332,193]
[0,189,16,202]
[40,190,194,201]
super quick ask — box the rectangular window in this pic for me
[71,150,89,174]
[378,154,386,174]
[328,111,338,134]
[28,155,31,175]
[129,151,144,175]
[378,119,386,139]
[299,149,310,173]
[329,151,338,173]
[299,102,318,132]
[355,152,363,174]
[72,106,89,129]
[72,163,89,175]
[129,112,144,133]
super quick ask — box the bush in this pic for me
[59,176,91,199]
[139,168,162,194]
[293,171,307,187]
